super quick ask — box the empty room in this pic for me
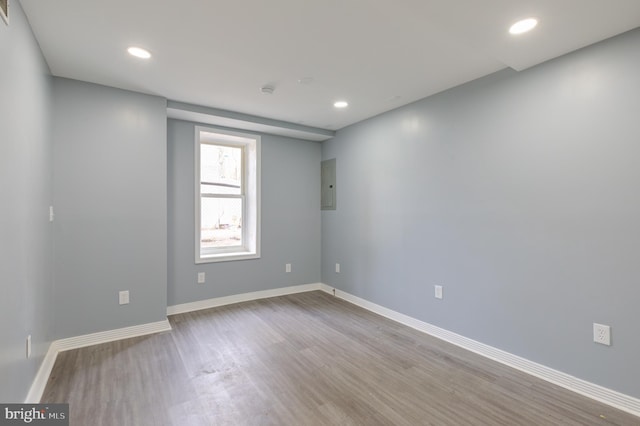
[2,0,640,424]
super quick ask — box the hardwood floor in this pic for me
[42,291,639,425]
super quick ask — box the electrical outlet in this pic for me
[434,285,443,300]
[593,323,611,346]
[197,272,205,284]
[26,335,32,359]
[49,206,54,222]
[285,263,292,273]
[119,290,130,305]
[335,263,341,273]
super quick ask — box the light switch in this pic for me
[434,285,443,300]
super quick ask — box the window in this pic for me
[195,127,260,263]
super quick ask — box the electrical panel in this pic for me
[321,159,336,210]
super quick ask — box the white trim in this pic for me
[318,284,640,419]
[196,251,260,264]
[195,126,261,264]
[167,283,323,315]
[54,320,172,352]
[25,319,172,403]
[25,342,59,403]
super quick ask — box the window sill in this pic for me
[196,251,260,264]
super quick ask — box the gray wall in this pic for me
[168,119,321,305]
[0,1,53,401]
[322,28,640,398]
[52,78,167,339]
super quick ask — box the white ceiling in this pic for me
[21,0,640,135]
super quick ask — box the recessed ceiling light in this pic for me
[127,46,151,59]
[334,101,349,108]
[509,18,538,35]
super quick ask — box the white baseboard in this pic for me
[167,283,323,315]
[25,343,60,403]
[53,319,172,352]
[25,319,172,403]
[317,284,640,419]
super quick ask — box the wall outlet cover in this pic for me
[593,323,611,346]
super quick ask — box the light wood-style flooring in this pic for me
[42,291,639,425]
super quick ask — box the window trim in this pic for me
[195,126,260,264]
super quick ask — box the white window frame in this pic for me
[195,126,260,263]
